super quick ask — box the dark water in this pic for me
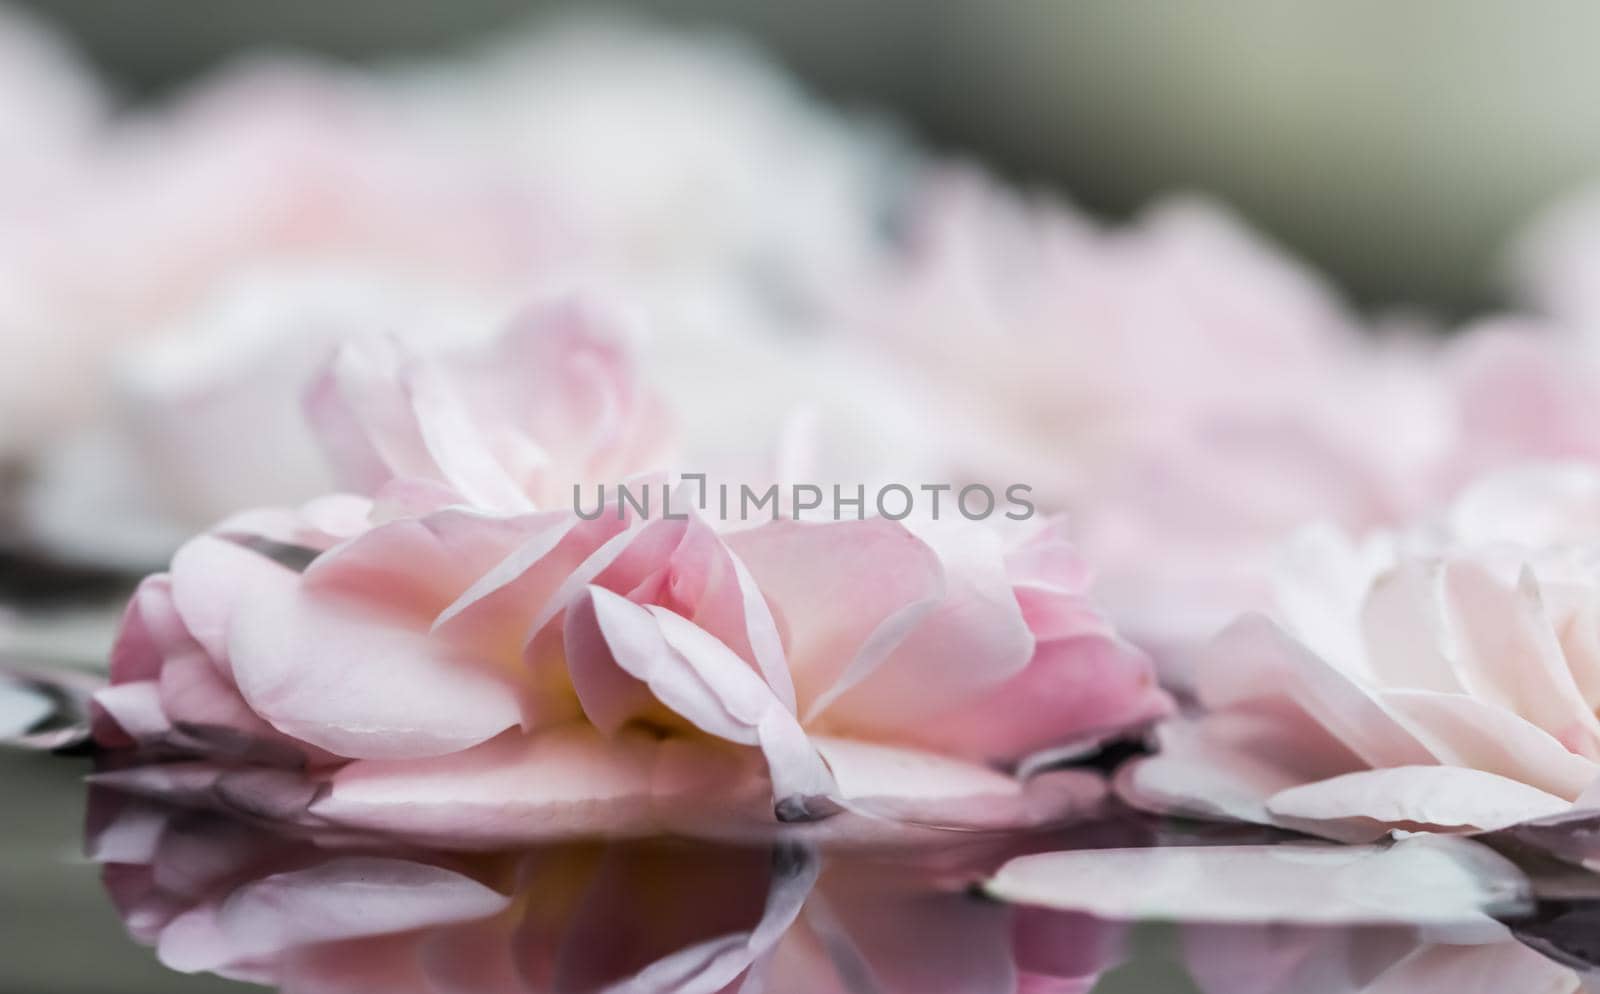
[7,746,1599,994]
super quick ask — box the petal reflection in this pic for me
[87,790,1127,993]
[988,836,1529,928]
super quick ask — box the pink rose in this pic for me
[307,291,673,514]
[842,171,1433,684]
[91,300,1168,845]
[851,169,1362,512]
[396,16,903,313]
[89,790,1128,993]
[11,58,584,564]
[1118,464,1600,841]
[847,170,1600,696]
[94,497,1162,845]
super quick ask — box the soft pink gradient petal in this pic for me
[156,857,509,974]
[915,634,1170,766]
[307,292,671,512]
[725,517,946,721]
[1439,560,1600,751]
[1264,766,1574,840]
[817,522,1037,736]
[1377,688,1597,800]
[228,580,522,760]
[309,725,712,845]
[988,836,1528,927]
[169,534,300,671]
[812,736,1106,831]
[1200,615,1434,770]
[1116,709,1370,826]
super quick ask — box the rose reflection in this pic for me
[89,782,1600,993]
[86,788,1123,994]
[991,839,1594,994]
[1181,923,1581,994]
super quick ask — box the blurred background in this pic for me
[16,0,1600,318]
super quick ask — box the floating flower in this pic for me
[90,299,1167,845]
[1118,464,1600,841]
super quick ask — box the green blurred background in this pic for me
[18,0,1600,319]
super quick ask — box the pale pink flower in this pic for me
[89,792,1127,993]
[306,292,673,514]
[93,497,1160,845]
[13,24,904,566]
[12,58,583,563]
[846,171,1429,675]
[90,301,1167,845]
[853,170,1362,506]
[852,171,1600,689]
[1118,464,1600,841]
[394,15,905,318]
[1435,318,1600,480]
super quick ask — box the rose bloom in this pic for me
[12,57,585,565]
[392,14,906,322]
[90,298,1169,847]
[1118,464,1600,842]
[844,170,1421,676]
[848,169,1600,688]
[12,17,906,568]
[90,791,1125,994]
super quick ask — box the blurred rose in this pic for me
[0,3,106,462]
[848,171,1600,691]
[306,292,673,514]
[394,14,907,321]
[12,57,587,564]
[89,792,1127,993]
[1119,464,1600,841]
[846,171,1428,677]
[8,14,904,570]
